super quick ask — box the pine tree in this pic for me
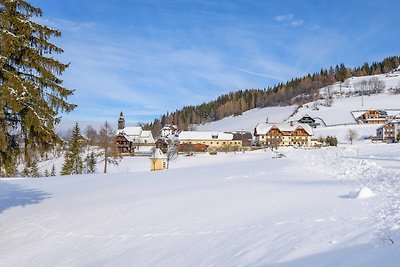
[85,151,96,174]
[0,0,76,177]
[22,161,30,177]
[22,158,40,177]
[50,164,56,176]
[61,123,83,175]
[30,159,40,177]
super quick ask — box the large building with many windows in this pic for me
[254,122,313,147]
[178,131,242,152]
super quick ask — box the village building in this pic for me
[356,109,388,124]
[115,134,133,155]
[116,112,156,155]
[297,115,319,128]
[178,131,242,152]
[230,131,253,147]
[376,119,400,143]
[254,122,313,147]
[150,148,166,171]
[160,124,178,137]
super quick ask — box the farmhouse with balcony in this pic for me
[376,119,400,143]
[254,122,313,147]
[355,109,388,124]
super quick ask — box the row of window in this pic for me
[183,141,240,145]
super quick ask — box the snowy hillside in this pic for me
[197,71,400,141]
[293,94,400,126]
[197,105,297,132]
[1,145,400,266]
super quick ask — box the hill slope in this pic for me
[197,70,400,142]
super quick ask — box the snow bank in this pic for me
[348,186,375,199]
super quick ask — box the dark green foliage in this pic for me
[145,56,400,131]
[85,151,96,174]
[22,158,40,177]
[50,164,56,176]
[397,132,400,143]
[30,160,40,177]
[61,123,83,175]
[0,125,18,176]
[0,0,76,177]
[325,136,338,146]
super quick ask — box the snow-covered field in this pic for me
[1,144,400,266]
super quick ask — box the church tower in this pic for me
[118,111,125,130]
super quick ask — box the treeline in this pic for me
[147,56,400,135]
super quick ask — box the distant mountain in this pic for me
[147,56,400,135]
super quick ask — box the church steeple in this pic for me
[118,111,125,130]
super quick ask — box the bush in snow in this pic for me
[325,136,338,146]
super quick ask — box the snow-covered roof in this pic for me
[377,119,400,129]
[255,123,313,136]
[151,148,165,159]
[162,124,177,130]
[178,131,233,141]
[140,130,155,143]
[386,111,400,117]
[140,130,152,138]
[117,126,142,136]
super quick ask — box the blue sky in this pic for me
[30,0,400,130]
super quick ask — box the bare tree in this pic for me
[324,86,333,107]
[347,129,358,145]
[85,125,98,145]
[188,124,197,131]
[369,77,385,94]
[98,121,121,173]
[165,144,178,169]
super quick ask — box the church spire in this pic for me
[118,111,125,130]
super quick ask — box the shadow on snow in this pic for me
[0,182,52,214]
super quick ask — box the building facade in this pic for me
[116,112,156,154]
[377,119,400,143]
[178,131,242,152]
[254,122,313,147]
[357,109,388,124]
[160,124,178,137]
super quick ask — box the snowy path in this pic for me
[1,148,399,266]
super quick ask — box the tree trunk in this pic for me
[104,154,108,173]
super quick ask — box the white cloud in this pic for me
[274,14,304,27]
[233,67,286,81]
[274,14,293,22]
[291,20,304,27]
